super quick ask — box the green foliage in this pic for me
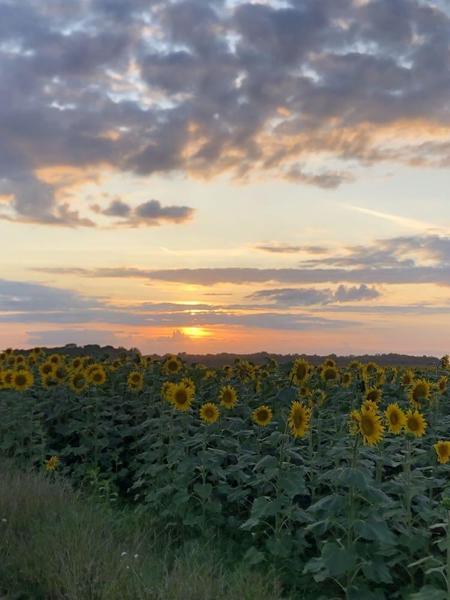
[1,352,450,598]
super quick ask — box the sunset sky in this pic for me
[1,0,450,355]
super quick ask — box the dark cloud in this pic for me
[249,284,381,306]
[92,198,194,225]
[1,0,450,223]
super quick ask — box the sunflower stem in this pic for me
[447,509,450,600]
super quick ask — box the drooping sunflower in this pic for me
[437,376,447,394]
[409,379,430,407]
[127,370,144,391]
[385,403,406,434]
[68,371,88,394]
[321,366,339,383]
[290,358,310,385]
[252,405,273,427]
[365,387,382,404]
[434,440,450,464]
[405,410,427,437]
[288,401,311,438]
[219,385,237,409]
[199,402,220,424]
[358,410,384,446]
[169,381,194,412]
[12,370,34,391]
[71,357,83,370]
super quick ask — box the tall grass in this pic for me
[0,461,283,600]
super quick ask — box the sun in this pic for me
[182,326,210,339]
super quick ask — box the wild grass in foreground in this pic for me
[0,461,283,600]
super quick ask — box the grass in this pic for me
[0,461,283,600]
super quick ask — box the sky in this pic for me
[1,0,450,356]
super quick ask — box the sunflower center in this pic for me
[407,416,419,431]
[175,390,188,405]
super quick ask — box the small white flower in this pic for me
[1,518,7,523]
[134,554,139,559]
[121,551,127,557]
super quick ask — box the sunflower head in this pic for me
[438,376,447,394]
[127,370,144,391]
[48,354,62,366]
[13,370,34,391]
[321,366,339,383]
[68,371,88,393]
[362,399,378,414]
[405,410,427,437]
[358,410,384,446]
[342,372,352,387]
[252,405,273,427]
[324,358,336,368]
[162,355,183,375]
[45,456,60,472]
[199,402,220,424]
[290,359,310,384]
[402,369,414,386]
[365,387,382,404]
[288,401,311,438]
[88,366,107,386]
[409,379,431,407]
[170,381,194,412]
[385,403,406,434]
[434,440,450,464]
[219,385,237,409]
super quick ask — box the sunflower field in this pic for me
[1,347,450,599]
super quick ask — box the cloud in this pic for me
[254,243,329,254]
[93,198,195,226]
[27,328,130,347]
[1,0,450,223]
[248,284,380,306]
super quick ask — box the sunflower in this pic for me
[434,440,450,464]
[12,370,34,391]
[87,366,107,386]
[219,385,237,409]
[342,372,352,388]
[169,381,194,412]
[48,353,62,366]
[409,379,430,407]
[324,358,336,368]
[402,369,414,386]
[127,370,144,391]
[200,402,220,424]
[309,389,326,408]
[438,376,447,394]
[348,410,361,435]
[405,410,427,437]
[68,371,88,393]
[252,405,273,427]
[362,399,378,414]
[290,358,310,384]
[321,366,339,383]
[358,410,384,446]
[365,387,382,403]
[3,370,14,388]
[39,362,55,378]
[15,354,25,365]
[161,381,175,403]
[71,357,83,370]
[53,366,68,384]
[288,401,310,438]
[45,456,60,472]
[162,354,183,375]
[385,403,406,434]
[299,385,310,398]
